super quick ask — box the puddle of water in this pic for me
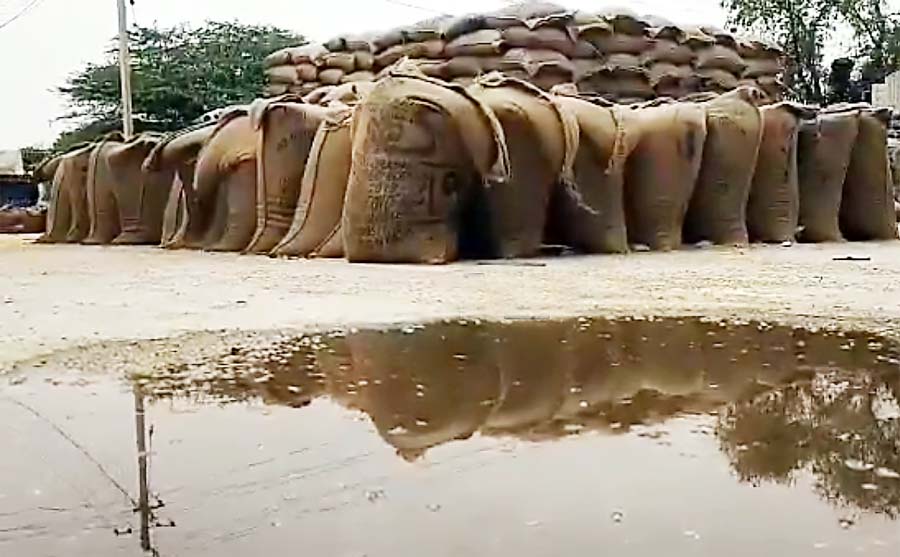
[1,317,900,556]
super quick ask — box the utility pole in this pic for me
[117,0,135,138]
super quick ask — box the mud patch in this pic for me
[2,317,899,556]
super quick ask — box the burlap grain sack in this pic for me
[445,55,503,78]
[444,29,505,57]
[272,107,355,257]
[548,94,640,253]
[466,74,578,258]
[354,50,375,71]
[324,33,374,54]
[647,63,693,88]
[586,31,653,55]
[412,59,448,78]
[696,68,740,92]
[797,111,859,242]
[83,135,126,245]
[684,87,765,245]
[501,20,576,57]
[37,144,95,244]
[494,1,566,19]
[341,71,376,83]
[642,38,694,65]
[375,40,446,68]
[245,98,332,254]
[145,124,217,249]
[598,7,650,36]
[578,70,655,100]
[265,65,300,85]
[318,68,345,86]
[193,109,259,252]
[320,81,376,106]
[342,63,510,263]
[303,85,336,105]
[695,44,747,75]
[321,52,357,73]
[838,107,897,240]
[747,102,816,243]
[105,134,171,245]
[624,100,708,251]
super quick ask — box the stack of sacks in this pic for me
[737,37,786,102]
[691,25,747,94]
[263,39,375,98]
[642,19,699,99]
[576,8,655,102]
[373,16,449,81]
[796,104,897,243]
[263,44,329,96]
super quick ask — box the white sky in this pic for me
[0,0,739,149]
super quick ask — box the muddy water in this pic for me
[2,317,900,557]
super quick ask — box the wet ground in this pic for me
[2,317,899,556]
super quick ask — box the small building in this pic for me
[0,149,38,208]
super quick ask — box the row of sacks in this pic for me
[264,5,784,102]
[35,66,896,262]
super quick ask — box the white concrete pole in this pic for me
[117,0,135,138]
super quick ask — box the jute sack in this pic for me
[578,69,655,100]
[145,124,218,249]
[245,97,332,254]
[747,102,817,243]
[193,108,260,252]
[641,38,695,65]
[104,134,171,245]
[466,73,578,259]
[548,93,640,253]
[597,7,651,36]
[272,106,355,257]
[374,40,445,68]
[684,87,765,246]
[696,68,740,92]
[37,144,95,244]
[624,100,708,251]
[320,81,376,106]
[444,29,505,57]
[265,65,300,85]
[838,106,897,240]
[342,62,510,263]
[501,19,577,57]
[695,44,747,75]
[797,110,859,242]
[83,134,126,245]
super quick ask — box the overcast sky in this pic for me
[0,0,756,148]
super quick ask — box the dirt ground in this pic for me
[2,233,900,368]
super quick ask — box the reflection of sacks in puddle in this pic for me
[346,325,501,459]
[483,321,574,433]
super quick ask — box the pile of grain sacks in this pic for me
[36,63,896,267]
[263,5,787,103]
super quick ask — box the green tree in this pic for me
[834,0,900,95]
[55,21,304,151]
[720,0,839,104]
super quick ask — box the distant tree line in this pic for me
[49,21,304,152]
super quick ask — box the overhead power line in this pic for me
[0,0,46,31]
